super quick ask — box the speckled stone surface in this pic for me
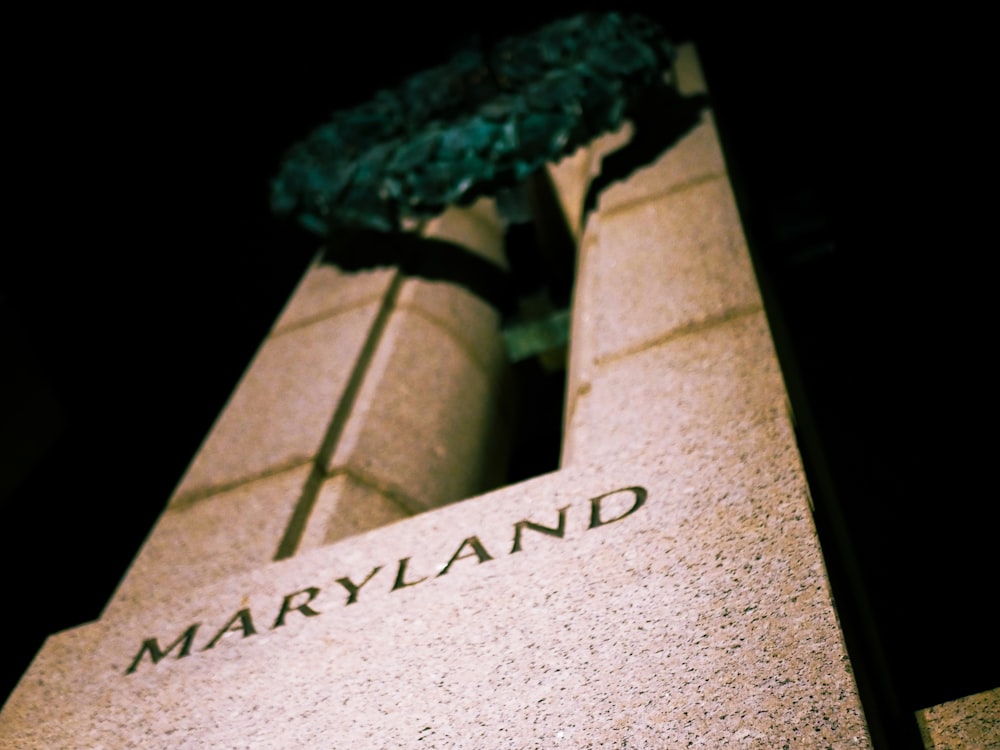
[1,461,869,748]
[545,123,633,241]
[917,687,1000,749]
[395,277,506,375]
[575,177,761,369]
[545,144,591,241]
[0,44,872,748]
[107,464,311,618]
[298,471,412,549]
[107,214,510,613]
[421,198,507,269]
[595,113,728,215]
[172,302,384,502]
[564,311,786,471]
[272,261,395,335]
[328,294,509,512]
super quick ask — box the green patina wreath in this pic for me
[271,12,680,234]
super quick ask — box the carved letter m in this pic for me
[125,623,200,675]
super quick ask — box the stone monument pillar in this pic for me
[1,46,880,748]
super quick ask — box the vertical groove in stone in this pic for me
[273,270,403,560]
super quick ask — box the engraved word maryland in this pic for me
[125,486,646,674]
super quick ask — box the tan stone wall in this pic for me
[110,198,511,613]
[916,687,1000,749]
[1,46,883,748]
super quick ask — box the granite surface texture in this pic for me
[271,263,396,335]
[298,471,413,549]
[2,468,869,748]
[582,177,761,366]
[172,302,384,503]
[916,687,1000,749]
[546,123,633,241]
[328,300,508,512]
[0,44,873,748]
[594,113,727,215]
[108,464,312,617]
[420,198,508,269]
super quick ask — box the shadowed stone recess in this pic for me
[595,112,727,213]
[420,198,508,270]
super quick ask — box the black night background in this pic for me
[1,7,994,748]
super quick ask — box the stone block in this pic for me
[917,687,1000,749]
[571,176,761,384]
[463,195,505,233]
[564,312,785,471]
[107,465,311,617]
[1,461,869,748]
[298,471,412,549]
[420,198,507,269]
[545,145,590,241]
[329,301,509,512]
[172,304,383,502]
[596,113,729,215]
[545,124,636,242]
[272,261,395,334]
[395,277,506,376]
[0,40,871,750]
[581,43,715,216]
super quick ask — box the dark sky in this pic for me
[2,7,994,743]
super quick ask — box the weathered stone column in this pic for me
[107,197,510,612]
[295,198,511,551]
[2,45,880,748]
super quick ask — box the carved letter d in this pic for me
[588,486,647,529]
